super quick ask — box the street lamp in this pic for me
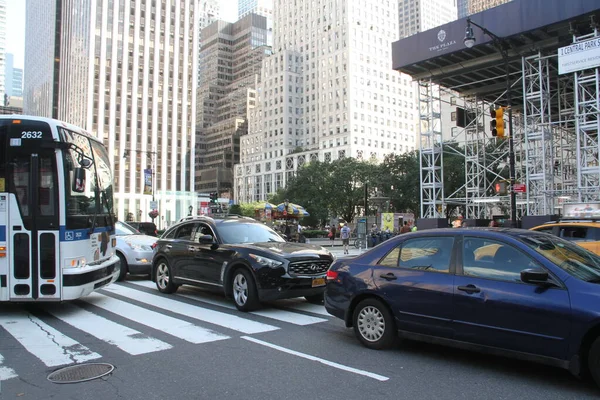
[188,205,193,216]
[464,18,517,228]
[123,148,158,220]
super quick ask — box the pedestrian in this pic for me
[411,223,418,232]
[489,220,499,227]
[329,225,336,247]
[340,223,351,254]
[400,221,411,234]
[452,215,464,228]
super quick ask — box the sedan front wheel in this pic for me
[352,298,396,350]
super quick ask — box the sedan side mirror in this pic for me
[521,268,549,285]
[198,234,214,244]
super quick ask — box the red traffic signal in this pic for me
[494,181,508,195]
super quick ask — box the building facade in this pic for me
[24,0,199,226]
[238,0,273,48]
[457,0,511,18]
[235,0,417,203]
[398,0,457,38]
[5,53,23,98]
[195,14,270,197]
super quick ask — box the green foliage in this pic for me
[228,204,242,216]
[238,202,259,218]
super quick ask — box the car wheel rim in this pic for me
[357,306,385,342]
[233,274,248,306]
[156,263,169,289]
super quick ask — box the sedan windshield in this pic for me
[217,222,285,244]
[519,233,600,282]
[116,221,139,236]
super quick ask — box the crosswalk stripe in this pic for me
[130,281,328,325]
[82,293,230,344]
[46,303,172,355]
[0,354,18,381]
[275,299,332,317]
[0,310,101,367]
[103,284,278,334]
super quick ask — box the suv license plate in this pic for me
[311,277,326,287]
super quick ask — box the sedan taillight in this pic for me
[326,270,338,281]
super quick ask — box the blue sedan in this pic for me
[324,228,600,387]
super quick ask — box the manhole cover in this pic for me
[47,363,115,384]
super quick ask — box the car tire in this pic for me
[352,298,396,350]
[231,268,260,312]
[116,253,128,282]
[155,259,179,294]
[305,294,324,304]
[588,336,600,387]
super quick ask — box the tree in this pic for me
[228,204,242,216]
[325,158,376,223]
[378,151,420,214]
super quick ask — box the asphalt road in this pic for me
[1,276,599,400]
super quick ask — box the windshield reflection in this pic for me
[218,222,285,244]
[520,233,600,282]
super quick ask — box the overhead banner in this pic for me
[143,169,152,195]
[558,37,600,75]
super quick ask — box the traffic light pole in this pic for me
[465,19,517,227]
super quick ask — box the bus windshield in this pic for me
[61,127,114,228]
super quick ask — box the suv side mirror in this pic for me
[198,234,214,244]
[521,268,549,285]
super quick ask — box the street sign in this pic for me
[513,183,526,193]
[150,201,158,210]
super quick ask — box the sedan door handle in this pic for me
[379,273,397,281]
[457,284,480,294]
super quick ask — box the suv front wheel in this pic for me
[231,268,260,312]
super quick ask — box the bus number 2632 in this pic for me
[21,131,43,139]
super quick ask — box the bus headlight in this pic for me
[64,257,87,269]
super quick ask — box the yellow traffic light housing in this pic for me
[490,107,505,138]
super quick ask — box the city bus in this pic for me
[0,115,120,302]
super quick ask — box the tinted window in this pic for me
[193,223,216,242]
[217,222,285,244]
[398,237,454,273]
[379,247,400,267]
[463,237,538,282]
[174,223,196,240]
[559,226,591,242]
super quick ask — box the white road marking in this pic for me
[131,280,329,325]
[0,311,101,367]
[46,303,172,355]
[103,284,278,334]
[83,292,230,344]
[0,354,18,381]
[275,299,332,316]
[241,336,389,382]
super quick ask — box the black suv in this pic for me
[151,216,335,311]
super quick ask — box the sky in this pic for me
[4,0,238,70]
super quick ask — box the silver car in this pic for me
[115,221,158,281]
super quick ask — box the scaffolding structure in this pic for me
[417,25,600,220]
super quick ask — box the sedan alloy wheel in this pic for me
[353,298,396,349]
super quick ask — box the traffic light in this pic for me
[490,107,505,138]
[209,192,218,203]
[495,181,508,196]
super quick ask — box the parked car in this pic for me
[115,221,158,281]
[152,215,335,311]
[530,219,600,255]
[324,227,600,387]
[127,221,159,236]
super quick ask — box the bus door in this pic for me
[8,149,61,300]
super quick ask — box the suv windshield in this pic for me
[520,233,600,282]
[218,222,285,244]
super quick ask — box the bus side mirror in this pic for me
[72,168,87,193]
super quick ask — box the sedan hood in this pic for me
[122,234,158,246]
[239,242,332,258]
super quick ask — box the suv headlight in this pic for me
[249,254,283,268]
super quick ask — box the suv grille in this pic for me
[288,260,331,276]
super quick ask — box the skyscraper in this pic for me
[24,0,199,224]
[238,0,273,47]
[5,53,23,98]
[457,0,511,18]
[398,0,457,38]
[235,0,415,203]
[195,13,271,196]
[0,0,6,105]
